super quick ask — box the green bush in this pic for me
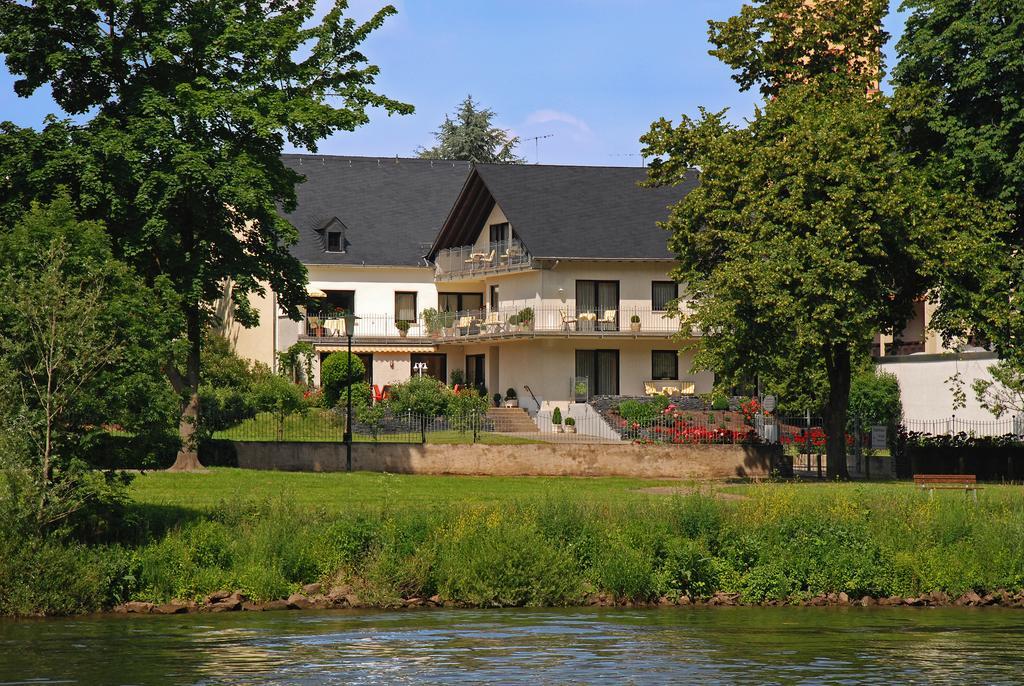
[320,352,366,406]
[710,392,730,411]
[552,407,562,425]
[848,369,903,429]
[661,537,720,598]
[617,397,668,425]
[388,376,449,418]
[445,389,489,432]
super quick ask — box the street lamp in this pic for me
[343,312,359,472]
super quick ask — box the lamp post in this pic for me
[343,312,359,472]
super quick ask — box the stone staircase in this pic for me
[486,407,539,433]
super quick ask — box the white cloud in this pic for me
[523,109,593,139]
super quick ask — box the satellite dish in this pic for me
[762,395,777,412]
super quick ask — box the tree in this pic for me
[320,352,366,406]
[892,1,1024,384]
[973,361,1024,420]
[0,0,413,470]
[708,0,888,98]
[0,198,176,529]
[416,95,524,163]
[642,86,938,479]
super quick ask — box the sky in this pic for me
[0,0,908,167]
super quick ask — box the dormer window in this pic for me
[327,231,343,252]
[317,216,348,254]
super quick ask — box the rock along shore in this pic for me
[111,586,1024,616]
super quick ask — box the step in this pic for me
[486,407,539,433]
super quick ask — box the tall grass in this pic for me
[5,484,1024,615]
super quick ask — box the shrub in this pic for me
[552,407,562,425]
[617,398,667,425]
[564,417,575,427]
[517,307,534,323]
[711,392,730,411]
[660,537,721,598]
[449,369,465,387]
[320,352,366,406]
[446,389,489,433]
[630,314,640,323]
[505,387,517,400]
[848,369,902,430]
[591,534,660,601]
[395,319,410,333]
[493,393,502,407]
[388,376,449,418]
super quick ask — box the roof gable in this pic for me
[429,164,697,261]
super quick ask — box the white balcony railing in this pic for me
[301,312,427,340]
[430,306,695,340]
[433,239,533,279]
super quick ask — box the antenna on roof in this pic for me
[608,153,647,168]
[524,134,554,164]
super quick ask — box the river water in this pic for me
[2,607,1023,684]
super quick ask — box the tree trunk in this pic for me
[823,343,851,480]
[168,309,205,471]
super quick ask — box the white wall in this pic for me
[876,353,1001,422]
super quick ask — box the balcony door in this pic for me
[439,292,484,315]
[576,280,620,331]
[575,350,619,398]
[466,354,486,394]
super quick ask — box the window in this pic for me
[489,222,509,245]
[357,353,373,385]
[652,351,679,380]
[326,231,343,253]
[411,353,447,383]
[576,280,620,331]
[395,292,417,323]
[439,293,484,313]
[466,354,486,393]
[652,281,677,311]
[323,290,354,314]
[575,350,619,397]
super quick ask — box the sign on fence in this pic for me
[870,425,887,450]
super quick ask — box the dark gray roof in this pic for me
[282,155,471,266]
[429,164,698,260]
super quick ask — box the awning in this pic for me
[314,345,438,354]
[306,286,327,298]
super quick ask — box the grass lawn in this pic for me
[212,411,543,445]
[130,468,1024,520]
[129,468,683,514]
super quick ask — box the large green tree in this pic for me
[708,0,888,98]
[643,86,939,478]
[892,0,1024,384]
[0,0,412,470]
[416,95,524,163]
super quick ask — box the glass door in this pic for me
[575,350,619,397]
[576,280,620,331]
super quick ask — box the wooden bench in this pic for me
[913,474,980,501]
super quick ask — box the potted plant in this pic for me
[395,319,410,338]
[630,314,641,332]
[517,307,534,331]
[421,308,441,338]
[574,379,588,402]
[504,387,518,408]
[493,392,503,408]
[552,406,563,432]
[564,416,577,434]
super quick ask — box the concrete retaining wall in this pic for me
[232,441,785,479]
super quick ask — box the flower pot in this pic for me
[504,399,519,408]
[566,425,577,434]
[554,424,564,433]
[398,330,409,338]
[630,322,641,332]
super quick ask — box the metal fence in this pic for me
[212,409,494,444]
[904,416,1024,438]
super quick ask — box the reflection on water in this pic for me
[2,607,1023,684]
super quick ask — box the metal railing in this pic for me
[433,306,693,340]
[212,409,496,444]
[301,312,428,340]
[904,417,1024,438]
[433,239,533,279]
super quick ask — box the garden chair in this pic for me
[560,308,578,331]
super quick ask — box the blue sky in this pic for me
[0,0,907,166]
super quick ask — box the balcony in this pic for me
[429,306,695,342]
[300,312,431,345]
[433,239,534,281]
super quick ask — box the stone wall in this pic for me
[232,441,786,480]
